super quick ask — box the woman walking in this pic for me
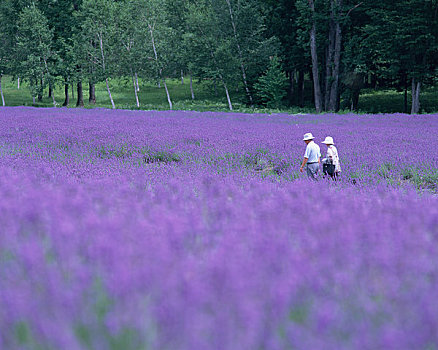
[322,136,341,180]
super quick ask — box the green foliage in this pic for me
[3,73,438,114]
[113,1,148,78]
[372,163,438,194]
[183,0,278,107]
[253,56,288,108]
[98,145,133,160]
[400,167,438,193]
[77,0,117,81]
[358,86,438,113]
[184,1,238,83]
[141,149,180,164]
[1,0,438,113]
[15,4,56,99]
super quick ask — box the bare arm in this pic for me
[300,157,308,172]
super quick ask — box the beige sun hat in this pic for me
[303,133,315,141]
[322,136,334,145]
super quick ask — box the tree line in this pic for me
[0,0,437,113]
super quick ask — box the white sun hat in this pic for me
[322,136,334,145]
[303,133,315,141]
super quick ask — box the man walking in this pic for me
[300,132,321,180]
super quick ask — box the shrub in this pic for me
[254,56,288,109]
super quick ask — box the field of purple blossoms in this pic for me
[1,107,438,350]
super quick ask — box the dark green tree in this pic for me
[360,0,438,113]
[262,0,309,107]
[254,56,288,108]
[36,0,79,106]
[184,1,238,110]
[113,0,149,108]
[78,0,117,108]
[16,3,57,106]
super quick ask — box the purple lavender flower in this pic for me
[0,107,437,349]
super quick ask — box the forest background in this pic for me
[0,0,437,114]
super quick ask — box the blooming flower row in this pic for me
[0,107,437,350]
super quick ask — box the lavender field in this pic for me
[1,107,438,350]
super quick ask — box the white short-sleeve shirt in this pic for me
[304,141,321,163]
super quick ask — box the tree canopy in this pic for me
[0,0,437,113]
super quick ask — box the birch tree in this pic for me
[16,4,57,107]
[185,1,240,110]
[80,0,117,109]
[0,75,4,107]
[0,69,5,107]
[165,0,194,99]
[0,0,31,103]
[217,0,278,107]
[140,0,175,110]
[115,1,147,108]
[37,0,79,107]
[0,1,14,107]
[224,0,253,105]
[0,11,7,106]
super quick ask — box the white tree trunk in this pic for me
[98,33,115,108]
[135,72,140,92]
[181,70,184,85]
[225,0,253,106]
[33,95,36,104]
[163,78,173,110]
[149,24,163,90]
[51,91,56,107]
[224,83,233,111]
[0,75,5,106]
[105,78,115,109]
[190,75,195,100]
[132,72,140,108]
[149,24,173,108]
[99,34,106,72]
[220,76,233,111]
[17,77,20,90]
[42,57,56,107]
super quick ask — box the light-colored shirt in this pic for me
[326,145,341,172]
[304,141,321,163]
